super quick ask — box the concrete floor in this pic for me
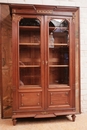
[0,113,87,130]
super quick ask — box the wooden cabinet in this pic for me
[10,5,79,125]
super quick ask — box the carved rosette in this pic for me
[12,14,23,23]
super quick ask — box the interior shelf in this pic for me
[54,43,68,46]
[19,43,40,45]
[19,26,40,30]
[49,65,69,67]
[19,65,40,68]
[49,84,69,88]
[19,85,41,88]
[49,27,68,30]
[20,26,67,30]
[19,43,68,46]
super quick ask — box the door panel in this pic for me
[17,16,45,110]
[19,92,42,110]
[45,16,74,110]
[48,90,71,109]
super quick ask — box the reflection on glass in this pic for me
[19,46,40,66]
[19,18,40,26]
[49,67,69,84]
[49,19,69,86]
[19,18,41,87]
[49,32,54,48]
[19,68,41,86]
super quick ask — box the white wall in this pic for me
[0,0,87,7]
[0,0,87,113]
[80,7,87,113]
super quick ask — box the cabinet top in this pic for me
[9,4,79,16]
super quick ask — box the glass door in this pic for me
[45,17,72,110]
[19,18,41,87]
[17,16,45,110]
[49,18,69,87]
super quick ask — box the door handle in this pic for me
[42,61,48,65]
[46,61,48,65]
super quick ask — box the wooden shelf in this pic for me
[49,43,69,47]
[54,43,68,46]
[19,26,68,30]
[19,43,40,46]
[49,65,69,67]
[19,26,40,30]
[19,43,68,46]
[19,65,40,68]
[49,27,68,31]
[49,84,69,88]
[19,85,41,88]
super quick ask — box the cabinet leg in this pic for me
[71,114,76,122]
[12,118,17,125]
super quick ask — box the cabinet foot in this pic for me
[12,118,17,125]
[71,114,76,122]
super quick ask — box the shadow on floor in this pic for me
[16,115,72,125]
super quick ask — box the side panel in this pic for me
[0,4,12,118]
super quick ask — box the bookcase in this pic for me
[10,5,79,125]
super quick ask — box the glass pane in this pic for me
[19,18,41,87]
[20,68,41,86]
[49,67,69,84]
[49,19,69,86]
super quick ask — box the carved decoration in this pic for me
[37,10,53,14]
[66,18,70,23]
[72,13,75,22]
[36,16,42,22]
[12,14,23,22]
